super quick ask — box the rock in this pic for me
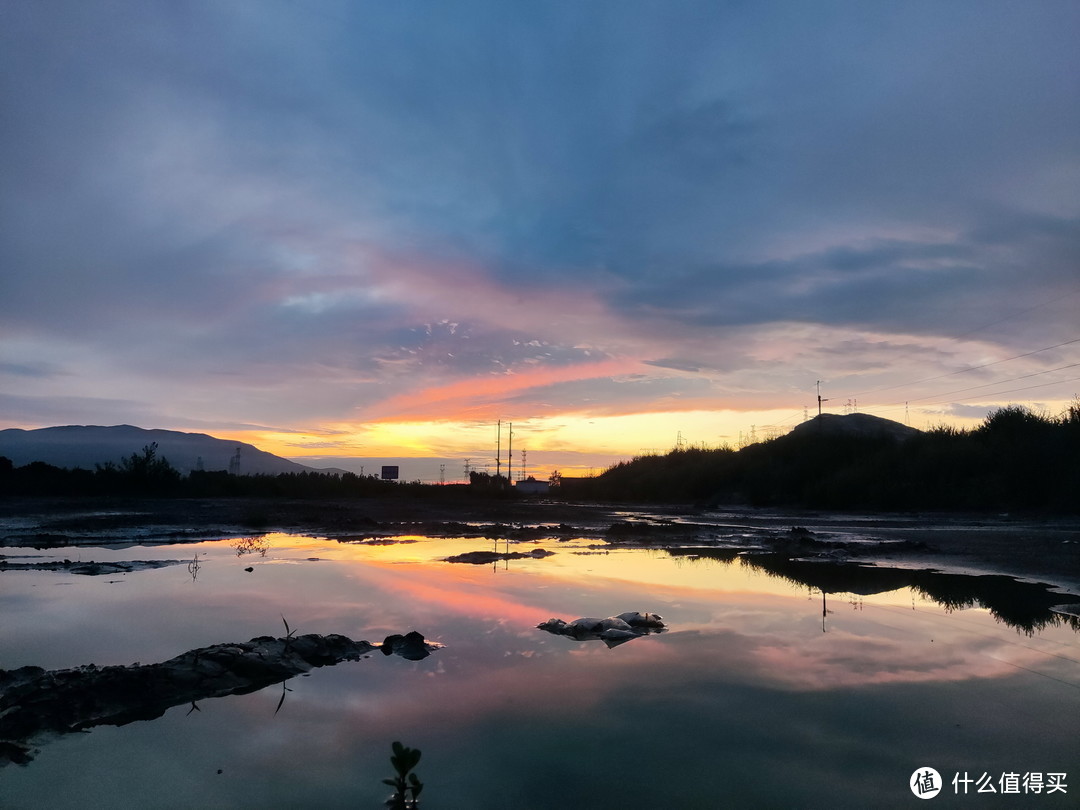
[444,548,555,564]
[537,611,667,648]
[536,618,567,633]
[0,630,439,767]
[0,559,186,575]
[615,611,665,628]
[379,631,443,661]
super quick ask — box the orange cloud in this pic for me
[364,357,642,423]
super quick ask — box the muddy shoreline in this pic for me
[2,495,1078,595]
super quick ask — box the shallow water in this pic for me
[2,531,1078,808]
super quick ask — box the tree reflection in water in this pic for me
[665,547,1080,636]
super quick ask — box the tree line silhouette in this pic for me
[2,405,1077,512]
[568,404,1080,512]
[0,442,467,500]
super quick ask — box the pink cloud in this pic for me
[364,357,642,422]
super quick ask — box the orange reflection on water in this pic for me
[240,533,1080,701]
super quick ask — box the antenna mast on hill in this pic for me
[229,447,241,475]
[520,449,526,481]
[816,381,829,417]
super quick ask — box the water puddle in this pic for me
[2,531,1077,808]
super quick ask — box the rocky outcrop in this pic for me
[0,631,440,766]
[0,557,186,575]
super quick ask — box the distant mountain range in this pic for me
[0,425,346,476]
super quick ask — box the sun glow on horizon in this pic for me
[209,407,838,478]
[204,394,1068,481]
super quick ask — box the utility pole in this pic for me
[439,464,445,485]
[507,422,513,483]
[496,421,501,479]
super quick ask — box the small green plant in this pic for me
[281,615,297,652]
[281,615,296,638]
[383,741,423,809]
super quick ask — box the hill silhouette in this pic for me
[0,425,340,476]
[567,406,1080,512]
[786,412,920,442]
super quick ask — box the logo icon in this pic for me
[911,767,943,799]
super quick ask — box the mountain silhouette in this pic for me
[0,425,341,476]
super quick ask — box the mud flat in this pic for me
[2,496,1077,593]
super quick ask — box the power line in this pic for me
[898,362,1080,404]
[772,408,808,426]
[864,375,1080,417]
[837,336,1080,400]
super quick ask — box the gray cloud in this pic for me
[0,392,157,427]
[0,361,65,379]
[643,359,703,374]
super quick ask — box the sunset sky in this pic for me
[2,2,1078,480]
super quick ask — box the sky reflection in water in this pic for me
[1,533,1078,809]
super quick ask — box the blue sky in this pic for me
[2,1,1078,477]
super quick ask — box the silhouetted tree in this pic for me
[117,443,181,494]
